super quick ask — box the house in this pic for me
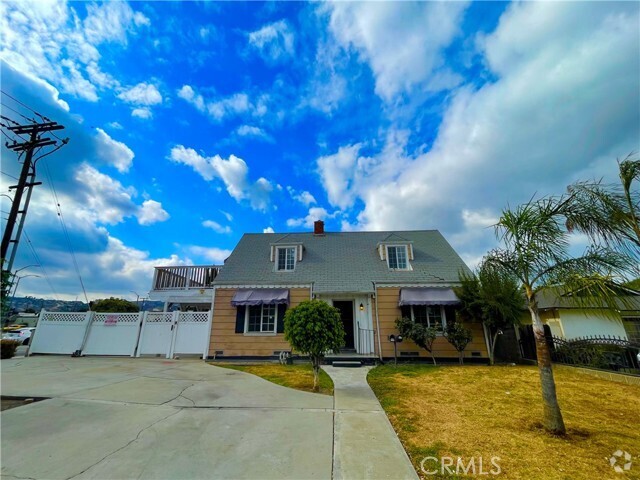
[528,289,640,342]
[149,221,489,361]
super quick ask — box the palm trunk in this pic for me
[529,302,566,434]
[489,332,499,366]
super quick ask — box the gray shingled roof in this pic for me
[213,230,471,294]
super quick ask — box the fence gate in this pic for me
[83,313,143,356]
[136,312,174,357]
[29,312,93,355]
[172,312,211,357]
[29,310,212,359]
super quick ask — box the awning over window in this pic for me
[398,288,460,306]
[231,288,289,306]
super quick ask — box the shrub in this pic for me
[396,317,438,365]
[284,300,345,391]
[444,321,473,365]
[1,340,21,359]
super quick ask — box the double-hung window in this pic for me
[277,247,296,271]
[412,305,446,333]
[247,304,276,333]
[387,245,409,270]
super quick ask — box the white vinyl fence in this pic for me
[29,310,212,359]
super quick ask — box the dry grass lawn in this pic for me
[368,365,640,480]
[212,362,334,395]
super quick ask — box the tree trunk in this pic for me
[312,357,320,392]
[489,332,499,366]
[430,351,437,366]
[529,302,566,434]
[459,350,464,365]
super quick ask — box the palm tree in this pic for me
[567,154,640,257]
[485,195,632,434]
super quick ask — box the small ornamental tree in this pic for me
[444,321,473,365]
[396,317,438,365]
[90,297,139,312]
[284,300,345,391]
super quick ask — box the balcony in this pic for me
[151,265,222,292]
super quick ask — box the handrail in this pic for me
[357,321,376,355]
[152,265,222,291]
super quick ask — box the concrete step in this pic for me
[332,360,362,368]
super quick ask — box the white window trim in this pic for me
[410,305,447,335]
[276,246,297,272]
[386,245,411,270]
[244,304,278,336]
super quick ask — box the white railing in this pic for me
[151,265,222,291]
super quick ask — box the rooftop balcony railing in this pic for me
[151,265,222,291]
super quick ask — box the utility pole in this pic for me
[1,120,65,271]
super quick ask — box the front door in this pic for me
[333,300,355,349]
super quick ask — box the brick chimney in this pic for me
[314,220,325,235]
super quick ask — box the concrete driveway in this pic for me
[1,356,333,480]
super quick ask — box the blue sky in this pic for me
[1,1,639,301]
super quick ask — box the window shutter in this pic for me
[235,306,246,333]
[276,304,287,333]
[400,305,411,320]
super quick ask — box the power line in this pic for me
[22,229,58,300]
[43,161,89,305]
[0,102,37,124]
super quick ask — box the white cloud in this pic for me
[318,2,639,266]
[118,82,162,105]
[236,125,273,142]
[137,200,170,226]
[220,210,233,222]
[0,0,148,102]
[326,2,468,101]
[248,20,295,62]
[287,187,317,206]
[74,163,137,225]
[106,121,123,130]
[169,145,274,211]
[317,144,363,209]
[188,246,232,264]
[202,219,232,234]
[287,207,332,229]
[94,128,134,173]
[177,85,205,111]
[263,227,275,233]
[177,84,261,122]
[131,107,153,119]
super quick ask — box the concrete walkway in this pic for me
[322,366,418,480]
[2,356,333,480]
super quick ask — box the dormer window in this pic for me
[277,247,296,271]
[386,245,409,270]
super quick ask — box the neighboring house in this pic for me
[528,289,640,342]
[149,221,489,361]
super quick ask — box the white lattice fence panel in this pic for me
[29,311,91,354]
[83,313,142,356]
[137,313,174,357]
[173,311,211,356]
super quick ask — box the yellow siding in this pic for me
[209,288,310,357]
[376,287,489,359]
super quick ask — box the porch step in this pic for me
[332,360,362,368]
[340,348,357,354]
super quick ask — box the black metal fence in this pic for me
[519,326,640,374]
[549,335,640,373]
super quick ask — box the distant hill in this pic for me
[9,297,165,313]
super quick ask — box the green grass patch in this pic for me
[212,362,333,395]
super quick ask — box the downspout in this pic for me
[310,282,314,300]
[374,282,383,361]
[204,286,216,360]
